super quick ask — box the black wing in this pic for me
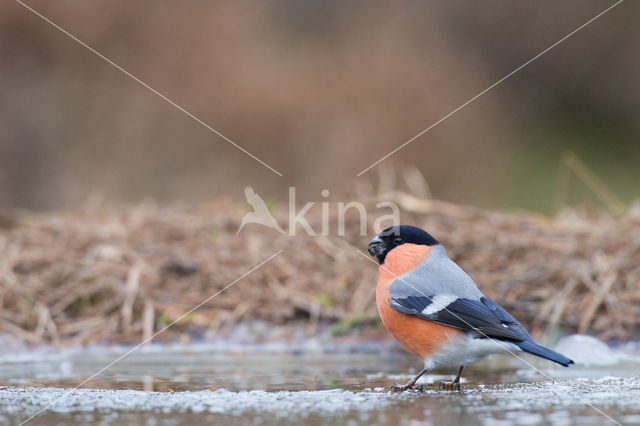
[390,294,532,342]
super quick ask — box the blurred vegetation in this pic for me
[2,198,639,345]
[0,1,638,213]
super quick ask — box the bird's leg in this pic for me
[390,368,429,392]
[453,365,464,384]
[439,366,464,391]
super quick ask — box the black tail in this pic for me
[516,340,574,367]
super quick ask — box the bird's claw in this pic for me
[438,381,461,391]
[389,382,428,392]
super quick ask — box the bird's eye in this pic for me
[393,237,403,244]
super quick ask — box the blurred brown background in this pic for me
[1,0,638,213]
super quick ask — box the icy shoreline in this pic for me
[2,377,639,418]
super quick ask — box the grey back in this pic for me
[390,244,483,301]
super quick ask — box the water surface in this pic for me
[1,336,639,425]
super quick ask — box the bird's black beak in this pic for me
[368,236,385,257]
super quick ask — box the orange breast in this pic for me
[376,244,463,359]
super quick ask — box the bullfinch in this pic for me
[368,225,573,391]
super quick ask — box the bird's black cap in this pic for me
[368,225,439,264]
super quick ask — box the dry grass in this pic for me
[1,194,639,346]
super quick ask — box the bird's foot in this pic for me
[389,382,428,392]
[438,381,461,391]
